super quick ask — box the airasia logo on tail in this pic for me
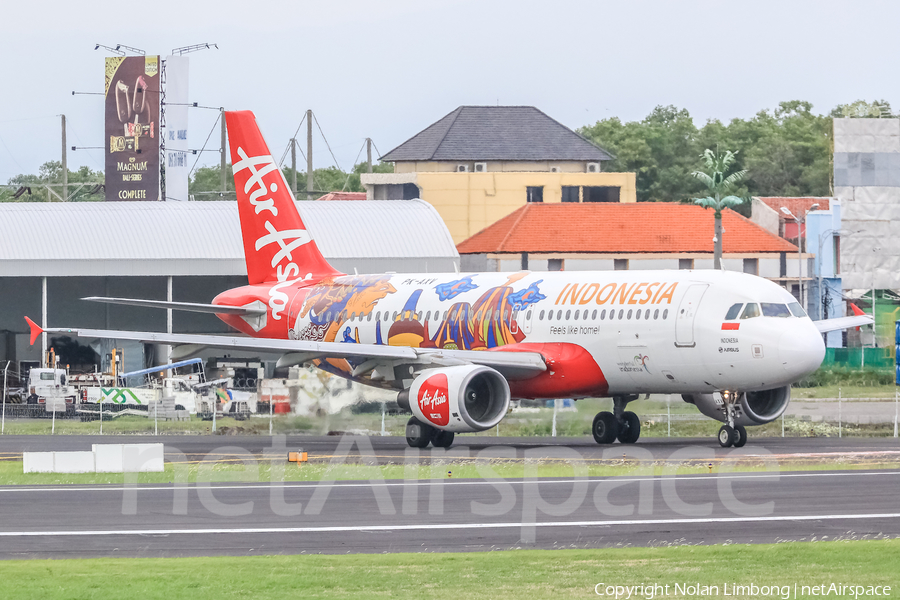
[231,146,311,320]
[418,373,449,426]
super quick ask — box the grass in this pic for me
[0,540,896,599]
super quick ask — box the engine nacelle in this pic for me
[682,386,791,427]
[398,365,510,433]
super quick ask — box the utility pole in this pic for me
[291,138,297,195]
[306,109,313,200]
[220,110,227,193]
[61,115,68,201]
[366,138,372,173]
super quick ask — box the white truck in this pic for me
[26,368,77,415]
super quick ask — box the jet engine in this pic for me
[398,365,510,432]
[682,386,791,427]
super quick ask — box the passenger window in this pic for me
[326,311,333,321]
[741,303,761,319]
[375,311,381,321]
[539,310,545,320]
[524,310,531,321]
[724,303,743,320]
[367,312,373,321]
[645,309,650,320]
[618,309,624,319]
[392,311,398,321]
[574,310,580,320]
[425,311,431,321]
[600,309,606,319]
[788,302,807,318]
[565,310,571,320]
[557,310,562,320]
[761,303,791,318]
[443,311,448,321]
[626,309,633,319]
[663,309,669,319]
[653,309,659,320]
[548,310,553,321]
[592,309,597,320]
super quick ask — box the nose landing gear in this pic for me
[592,395,641,444]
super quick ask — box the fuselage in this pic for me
[213,268,825,399]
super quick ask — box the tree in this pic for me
[3,161,104,202]
[188,160,393,200]
[691,149,747,269]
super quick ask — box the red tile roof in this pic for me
[315,192,367,201]
[757,197,830,218]
[456,203,798,254]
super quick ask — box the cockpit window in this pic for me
[761,303,791,318]
[724,303,743,320]
[741,303,760,319]
[788,302,807,318]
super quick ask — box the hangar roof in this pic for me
[0,200,458,277]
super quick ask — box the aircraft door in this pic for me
[674,284,708,348]
[514,305,535,335]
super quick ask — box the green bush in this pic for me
[796,365,894,388]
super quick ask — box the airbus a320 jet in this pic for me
[26,111,871,448]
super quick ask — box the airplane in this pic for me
[25,110,873,449]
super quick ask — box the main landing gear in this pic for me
[717,391,747,448]
[592,394,641,444]
[406,416,455,449]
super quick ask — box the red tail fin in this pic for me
[225,111,340,284]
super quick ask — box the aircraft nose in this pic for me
[778,322,825,379]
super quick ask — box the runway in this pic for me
[1,435,898,559]
[1,468,899,558]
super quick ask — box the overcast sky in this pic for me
[1,0,898,182]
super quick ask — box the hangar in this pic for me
[0,199,458,375]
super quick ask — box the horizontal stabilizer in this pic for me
[82,297,266,316]
[814,315,874,333]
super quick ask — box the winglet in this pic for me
[24,316,43,346]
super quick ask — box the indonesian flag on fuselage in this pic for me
[224,111,340,285]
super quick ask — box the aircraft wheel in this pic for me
[592,411,619,444]
[717,425,735,448]
[406,417,433,448]
[734,425,747,448]
[432,430,455,448]
[617,411,641,443]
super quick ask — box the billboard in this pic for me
[104,56,160,201]
[164,55,190,201]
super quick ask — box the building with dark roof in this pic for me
[379,106,613,164]
[457,203,805,291]
[362,106,636,243]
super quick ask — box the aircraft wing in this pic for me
[814,315,874,333]
[27,319,546,381]
[82,296,266,316]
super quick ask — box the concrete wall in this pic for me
[750,198,781,235]
[834,117,900,290]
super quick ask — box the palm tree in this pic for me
[691,149,747,269]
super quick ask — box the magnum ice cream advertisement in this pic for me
[104,56,160,201]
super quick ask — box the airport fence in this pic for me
[0,394,898,438]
